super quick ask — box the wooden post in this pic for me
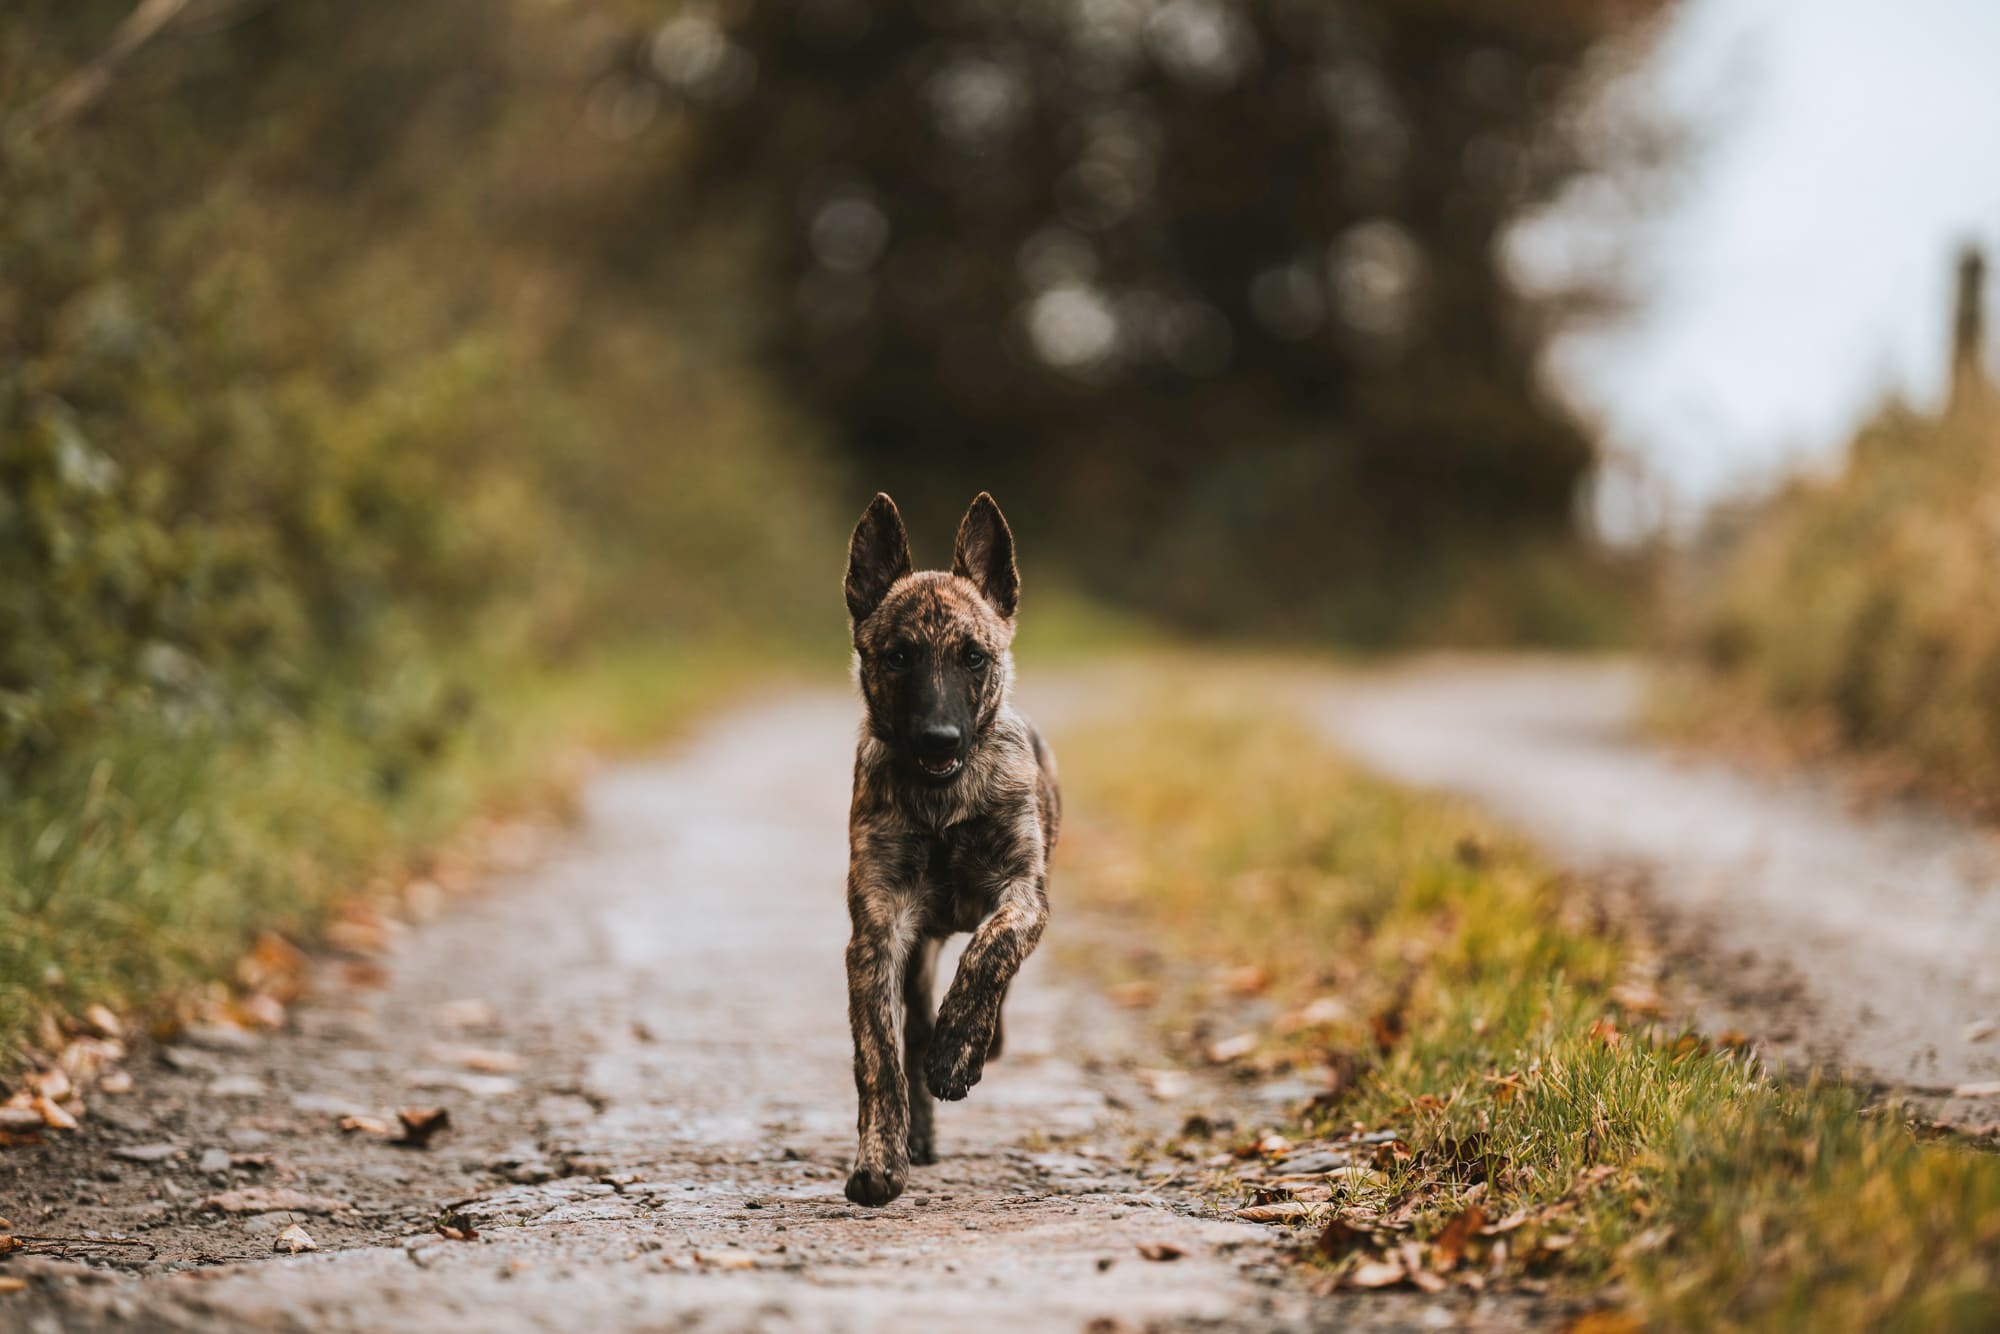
[1950,244,1987,414]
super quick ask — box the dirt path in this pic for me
[5,688,1498,1333]
[1307,657,2000,1114]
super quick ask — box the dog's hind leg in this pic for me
[902,937,939,1165]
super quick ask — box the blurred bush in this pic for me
[1,0,843,791]
[1689,390,2000,803]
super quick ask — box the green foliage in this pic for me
[1690,400,2000,801]
[0,3,845,1057]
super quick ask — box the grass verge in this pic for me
[1058,668,2000,1332]
[0,637,811,1074]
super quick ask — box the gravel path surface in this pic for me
[1308,657,2000,1115]
[4,687,1504,1333]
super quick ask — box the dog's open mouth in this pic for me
[917,755,963,780]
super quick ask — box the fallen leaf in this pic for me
[1715,1029,1751,1050]
[235,994,286,1030]
[1609,983,1664,1017]
[274,1223,317,1254]
[1205,1033,1258,1064]
[28,1068,72,1102]
[1431,1206,1487,1269]
[239,931,310,1002]
[1133,1068,1189,1101]
[1315,1219,1369,1260]
[434,1208,480,1241]
[84,1005,123,1039]
[204,1188,350,1215]
[33,1096,78,1131]
[98,1070,133,1095]
[0,1235,20,1255]
[0,1276,25,1294]
[436,998,498,1031]
[1563,1312,1644,1334]
[0,1107,44,1132]
[1136,1242,1185,1262]
[450,1048,521,1075]
[1222,965,1271,997]
[340,1115,396,1138]
[1236,1202,1325,1223]
[1108,980,1158,1010]
[396,1106,451,1148]
[1346,1257,1407,1288]
[1587,1017,1623,1048]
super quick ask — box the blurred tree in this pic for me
[645,0,1672,637]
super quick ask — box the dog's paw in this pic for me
[907,1127,937,1166]
[925,1020,992,1101]
[844,1161,906,1207]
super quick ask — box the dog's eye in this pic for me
[964,647,988,670]
[884,648,912,671]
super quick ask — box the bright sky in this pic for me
[1532,0,2000,529]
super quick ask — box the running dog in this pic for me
[840,492,1060,1207]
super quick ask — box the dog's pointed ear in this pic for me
[951,492,1018,620]
[845,493,913,623]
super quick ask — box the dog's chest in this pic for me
[918,832,998,934]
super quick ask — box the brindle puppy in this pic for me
[840,491,1060,1207]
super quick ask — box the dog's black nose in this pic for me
[918,722,962,756]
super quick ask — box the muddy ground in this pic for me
[3,688,1529,1333]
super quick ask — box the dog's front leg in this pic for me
[845,874,917,1206]
[927,877,1047,1101]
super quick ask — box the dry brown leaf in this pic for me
[1609,983,1665,1017]
[0,1106,44,1132]
[28,1068,72,1102]
[434,1208,480,1241]
[1346,1258,1407,1289]
[1235,1202,1326,1223]
[204,1187,349,1215]
[396,1106,451,1148]
[1222,965,1271,997]
[451,1048,521,1075]
[1316,1219,1369,1260]
[98,1070,133,1095]
[1563,1312,1644,1334]
[340,1115,395,1138]
[0,1276,25,1294]
[1431,1205,1487,1269]
[436,998,498,1030]
[33,1096,78,1131]
[1133,1068,1189,1101]
[274,1223,317,1254]
[0,1235,20,1255]
[236,994,286,1030]
[1136,1242,1185,1262]
[240,931,310,1002]
[1205,1033,1257,1064]
[84,1004,122,1039]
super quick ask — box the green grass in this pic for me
[0,636,808,1067]
[1058,668,2000,1331]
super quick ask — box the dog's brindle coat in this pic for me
[841,492,1060,1208]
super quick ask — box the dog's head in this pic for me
[845,492,1019,785]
